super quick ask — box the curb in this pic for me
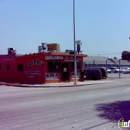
[0,81,113,88]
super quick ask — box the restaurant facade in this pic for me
[0,46,87,84]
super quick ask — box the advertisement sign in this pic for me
[28,59,44,68]
[47,44,57,51]
[45,73,59,80]
[45,56,63,60]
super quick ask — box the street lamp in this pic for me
[73,0,77,85]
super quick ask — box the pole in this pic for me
[73,0,77,85]
[119,59,120,78]
[106,60,107,71]
[93,60,95,67]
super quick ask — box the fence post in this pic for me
[106,60,107,71]
[119,59,120,78]
[93,60,95,67]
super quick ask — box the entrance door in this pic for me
[61,63,69,81]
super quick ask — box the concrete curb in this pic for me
[0,81,113,88]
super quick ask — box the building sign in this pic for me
[47,44,57,51]
[45,56,81,61]
[45,73,59,80]
[64,57,81,61]
[28,59,43,68]
[24,70,41,78]
[45,56,63,60]
[0,56,15,60]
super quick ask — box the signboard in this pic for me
[45,73,59,80]
[0,56,15,60]
[24,70,41,78]
[28,59,44,68]
[64,57,81,61]
[45,56,63,60]
[47,44,57,51]
[45,56,81,61]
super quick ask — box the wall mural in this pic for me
[45,73,59,80]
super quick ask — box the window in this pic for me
[48,62,53,72]
[77,62,81,70]
[6,64,10,70]
[48,62,60,72]
[71,62,81,71]
[54,62,60,72]
[18,64,23,72]
[71,62,74,71]
[0,65,1,69]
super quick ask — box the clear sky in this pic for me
[0,0,130,58]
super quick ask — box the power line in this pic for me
[87,52,122,55]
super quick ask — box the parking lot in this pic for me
[107,72,130,79]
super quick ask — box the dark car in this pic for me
[86,67,107,79]
[84,69,102,80]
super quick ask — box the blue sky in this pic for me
[0,0,130,58]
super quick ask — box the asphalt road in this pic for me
[0,78,130,130]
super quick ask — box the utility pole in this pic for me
[73,0,77,85]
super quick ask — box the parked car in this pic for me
[86,67,107,79]
[84,69,102,80]
[106,68,111,73]
[120,67,130,74]
[109,67,119,73]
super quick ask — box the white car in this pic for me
[106,68,111,73]
[109,67,119,73]
[120,67,130,74]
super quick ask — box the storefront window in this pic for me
[71,62,81,71]
[48,62,60,72]
[77,62,81,70]
[71,62,74,71]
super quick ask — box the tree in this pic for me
[122,51,130,60]
[76,40,82,54]
[114,57,117,59]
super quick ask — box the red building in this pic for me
[0,46,87,84]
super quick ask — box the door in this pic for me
[61,63,69,81]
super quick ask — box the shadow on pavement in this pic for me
[95,100,130,122]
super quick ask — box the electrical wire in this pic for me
[87,52,122,55]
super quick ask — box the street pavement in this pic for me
[0,78,130,130]
[0,80,113,87]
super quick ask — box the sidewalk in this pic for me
[0,80,114,88]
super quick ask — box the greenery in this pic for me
[122,51,130,60]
